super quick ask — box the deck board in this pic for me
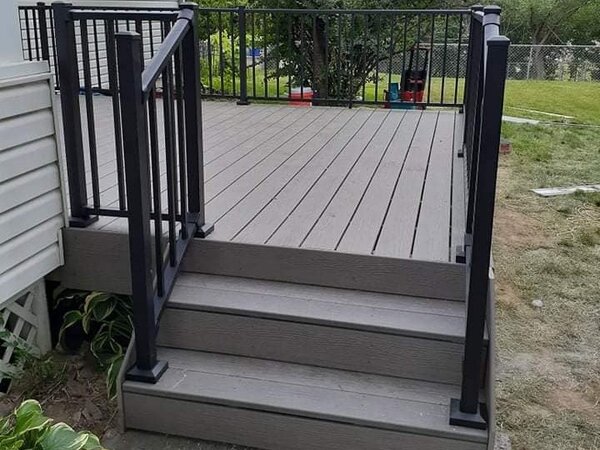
[335,111,421,254]
[63,96,465,263]
[266,109,385,247]
[412,112,455,261]
[374,111,439,258]
[301,111,406,251]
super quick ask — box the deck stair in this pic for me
[122,273,488,450]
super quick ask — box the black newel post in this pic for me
[52,2,97,227]
[450,6,509,430]
[116,31,168,383]
[181,3,214,238]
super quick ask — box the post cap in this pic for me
[115,31,142,40]
[180,2,198,10]
[487,35,510,46]
[483,5,502,15]
[471,4,484,11]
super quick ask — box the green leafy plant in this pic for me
[55,290,133,399]
[0,316,37,384]
[0,399,105,449]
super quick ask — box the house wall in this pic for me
[0,66,66,306]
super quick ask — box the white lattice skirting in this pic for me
[0,280,51,394]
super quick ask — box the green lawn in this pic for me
[503,80,600,125]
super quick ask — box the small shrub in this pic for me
[0,399,105,449]
[55,290,133,399]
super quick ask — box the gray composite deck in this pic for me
[55,96,488,449]
[76,96,465,263]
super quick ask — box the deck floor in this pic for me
[71,97,465,263]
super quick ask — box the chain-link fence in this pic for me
[431,43,600,81]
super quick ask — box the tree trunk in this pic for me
[312,17,328,100]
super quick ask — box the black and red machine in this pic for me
[385,44,430,109]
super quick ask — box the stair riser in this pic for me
[158,308,464,384]
[124,392,486,450]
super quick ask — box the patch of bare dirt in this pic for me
[494,207,549,250]
[549,388,600,424]
[496,278,523,310]
[0,351,117,437]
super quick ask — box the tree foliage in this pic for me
[244,0,467,99]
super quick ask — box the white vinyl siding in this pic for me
[0,72,65,306]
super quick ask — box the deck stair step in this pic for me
[156,273,482,385]
[123,348,487,450]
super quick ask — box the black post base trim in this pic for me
[68,215,99,228]
[195,222,214,238]
[126,360,168,383]
[236,100,250,106]
[455,245,466,264]
[449,398,487,430]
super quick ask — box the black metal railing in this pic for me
[451,5,510,429]
[51,2,180,225]
[21,4,471,108]
[51,2,211,381]
[19,2,177,92]
[115,3,212,381]
[198,7,471,107]
[19,3,56,85]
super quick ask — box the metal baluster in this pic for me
[24,9,33,60]
[174,46,188,239]
[37,3,50,62]
[230,11,236,97]
[162,57,178,267]
[92,20,101,89]
[455,13,465,105]
[374,15,381,103]
[427,14,435,104]
[206,14,213,95]
[105,19,126,210]
[50,9,59,88]
[252,12,257,97]
[441,14,449,103]
[148,90,164,297]
[218,12,224,94]
[80,19,100,210]
[237,6,249,104]
[413,15,421,105]
[387,15,394,90]
[348,13,356,107]
[263,12,268,98]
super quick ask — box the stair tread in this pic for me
[123,348,487,443]
[169,273,467,342]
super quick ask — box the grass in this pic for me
[503,80,600,125]
[205,68,600,125]
[494,85,600,449]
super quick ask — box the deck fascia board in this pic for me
[52,229,466,301]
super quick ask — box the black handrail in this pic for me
[115,3,212,382]
[141,9,193,94]
[450,5,510,429]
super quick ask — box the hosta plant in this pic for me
[0,399,105,449]
[55,290,133,399]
